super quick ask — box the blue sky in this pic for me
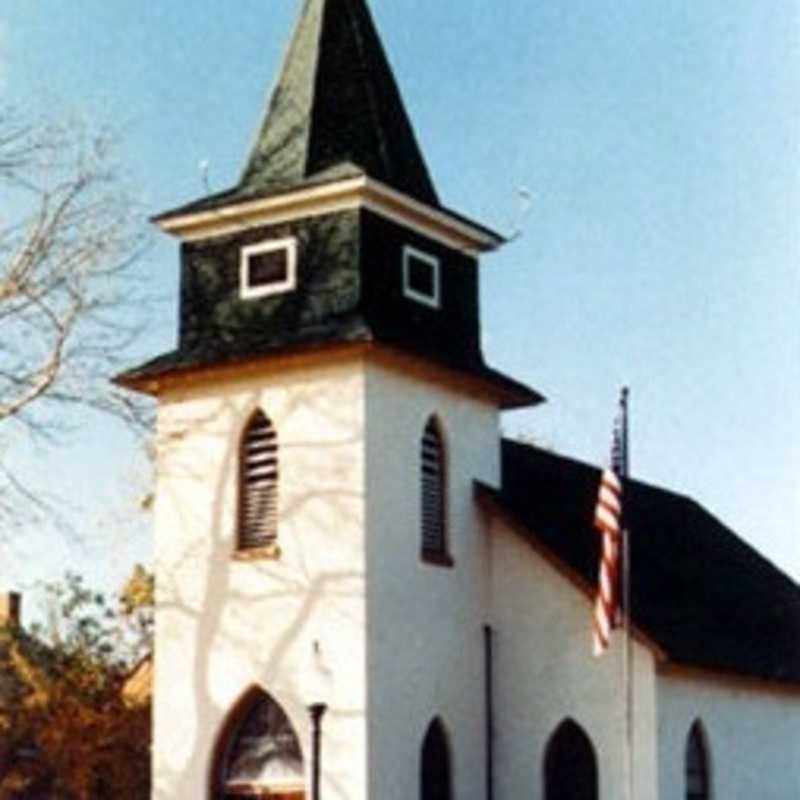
[1,1,798,612]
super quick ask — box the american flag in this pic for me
[592,394,627,657]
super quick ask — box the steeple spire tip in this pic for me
[240,0,438,205]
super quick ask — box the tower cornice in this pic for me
[154,174,505,256]
[115,339,541,410]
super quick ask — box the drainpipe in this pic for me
[484,624,494,800]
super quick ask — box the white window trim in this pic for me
[240,236,297,300]
[403,245,440,309]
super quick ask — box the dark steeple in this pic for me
[245,0,439,206]
[121,0,542,410]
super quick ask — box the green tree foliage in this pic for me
[0,569,153,799]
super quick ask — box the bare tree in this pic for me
[0,107,151,529]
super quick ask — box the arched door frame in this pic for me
[208,684,306,800]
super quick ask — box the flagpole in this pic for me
[619,387,634,800]
[590,387,634,797]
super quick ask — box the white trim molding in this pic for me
[240,236,297,300]
[156,175,504,256]
[403,245,441,309]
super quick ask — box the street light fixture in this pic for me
[307,640,333,800]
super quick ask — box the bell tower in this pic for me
[118,1,541,798]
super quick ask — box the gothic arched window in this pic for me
[685,720,711,800]
[420,416,450,565]
[238,410,278,552]
[420,717,452,800]
[544,718,598,800]
[213,688,304,800]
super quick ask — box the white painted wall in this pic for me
[488,518,660,800]
[656,671,800,800]
[364,357,500,800]
[151,357,368,800]
[151,351,504,800]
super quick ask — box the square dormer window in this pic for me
[403,246,440,309]
[240,237,297,300]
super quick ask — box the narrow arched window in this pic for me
[420,718,452,800]
[685,721,710,800]
[238,410,278,552]
[421,416,449,564]
[212,688,305,799]
[544,718,598,800]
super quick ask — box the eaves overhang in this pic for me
[115,339,542,412]
[152,175,505,256]
[656,660,800,694]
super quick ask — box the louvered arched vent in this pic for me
[421,416,449,563]
[238,410,278,552]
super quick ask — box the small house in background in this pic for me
[0,595,51,798]
[0,594,20,632]
[118,1,800,798]
[122,655,154,708]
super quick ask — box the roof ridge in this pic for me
[299,0,325,193]
[239,0,324,193]
[501,436,800,591]
[501,436,695,505]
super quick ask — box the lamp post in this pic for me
[308,701,327,800]
[307,640,333,800]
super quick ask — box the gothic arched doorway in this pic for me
[420,717,452,800]
[212,687,305,800]
[544,718,598,800]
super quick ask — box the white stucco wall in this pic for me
[364,358,500,800]
[656,670,800,800]
[151,357,368,800]
[488,518,659,800]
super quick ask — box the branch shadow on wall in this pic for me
[151,373,366,800]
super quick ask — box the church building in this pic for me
[118,1,800,798]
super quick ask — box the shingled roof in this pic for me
[478,439,800,686]
[157,0,438,222]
